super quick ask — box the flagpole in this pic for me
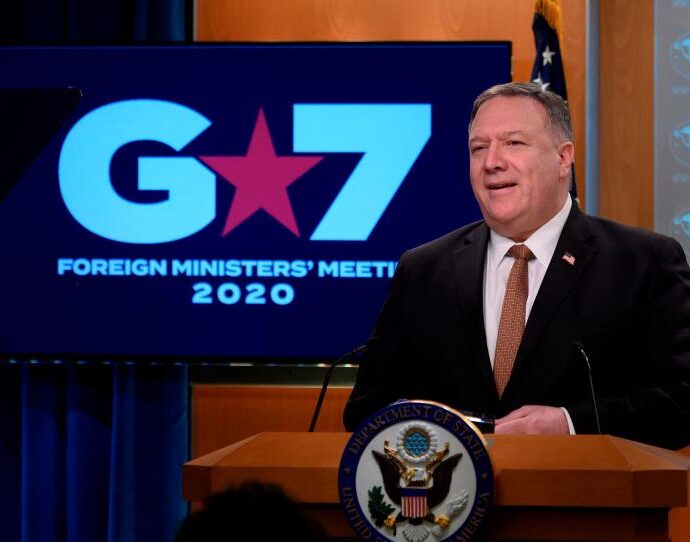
[585,0,600,216]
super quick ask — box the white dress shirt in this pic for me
[482,195,575,432]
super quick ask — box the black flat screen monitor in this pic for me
[0,43,510,360]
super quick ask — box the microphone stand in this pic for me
[574,341,602,434]
[308,344,367,432]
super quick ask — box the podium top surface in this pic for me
[183,432,690,508]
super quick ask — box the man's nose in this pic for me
[483,143,506,171]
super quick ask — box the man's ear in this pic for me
[557,141,575,178]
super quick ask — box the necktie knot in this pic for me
[507,244,534,262]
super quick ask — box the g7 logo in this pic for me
[59,99,431,244]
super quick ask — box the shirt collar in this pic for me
[487,195,573,270]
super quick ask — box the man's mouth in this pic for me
[488,182,517,190]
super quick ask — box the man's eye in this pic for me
[470,146,486,154]
[506,140,523,146]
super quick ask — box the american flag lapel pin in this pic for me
[562,252,576,266]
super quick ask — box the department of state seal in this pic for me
[339,401,493,542]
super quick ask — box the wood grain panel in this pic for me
[191,385,351,457]
[599,0,653,228]
[669,445,690,542]
[195,0,587,205]
[561,0,586,206]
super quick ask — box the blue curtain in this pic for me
[0,361,189,542]
[0,1,191,541]
[0,0,189,42]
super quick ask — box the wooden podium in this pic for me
[183,432,690,541]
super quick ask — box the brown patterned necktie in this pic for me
[493,244,535,398]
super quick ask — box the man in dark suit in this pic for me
[343,82,690,450]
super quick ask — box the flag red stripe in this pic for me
[402,496,426,518]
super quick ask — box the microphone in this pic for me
[461,411,495,434]
[573,341,602,434]
[308,342,369,432]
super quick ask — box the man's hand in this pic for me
[494,405,568,434]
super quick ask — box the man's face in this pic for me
[468,96,574,241]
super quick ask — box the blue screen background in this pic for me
[0,44,510,359]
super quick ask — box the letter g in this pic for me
[59,99,214,243]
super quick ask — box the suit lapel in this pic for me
[513,204,597,372]
[451,223,496,396]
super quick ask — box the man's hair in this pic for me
[469,82,573,142]
[175,482,326,542]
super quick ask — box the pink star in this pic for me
[199,109,323,236]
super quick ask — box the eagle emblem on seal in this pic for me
[368,422,469,542]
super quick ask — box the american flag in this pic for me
[530,0,578,202]
[401,487,427,518]
[561,252,575,266]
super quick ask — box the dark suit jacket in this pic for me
[343,203,690,449]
